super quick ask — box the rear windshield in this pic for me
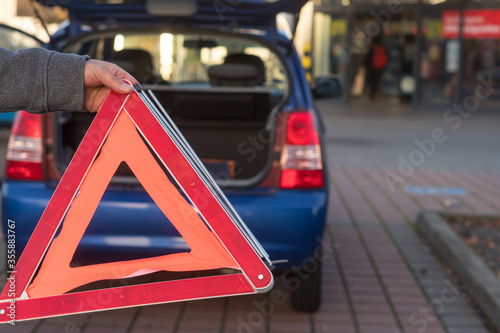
[66,32,288,92]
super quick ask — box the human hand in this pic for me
[83,59,139,112]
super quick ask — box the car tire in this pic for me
[288,257,322,313]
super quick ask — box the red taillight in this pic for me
[285,112,319,145]
[6,111,43,180]
[280,111,324,189]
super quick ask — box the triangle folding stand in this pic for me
[0,86,273,323]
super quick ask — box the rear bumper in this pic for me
[2,181,327,268]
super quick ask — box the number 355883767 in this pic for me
[6,219,15,271]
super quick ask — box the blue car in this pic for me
[1,0,336,312]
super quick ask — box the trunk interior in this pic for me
[55,86,281,186]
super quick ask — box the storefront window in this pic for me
[420,11,453,105]
[315,0,500,108]
[421,4,500,107]
[456,9,500,107]
[330,18,347,75]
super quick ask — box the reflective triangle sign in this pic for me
[0,85,273,323]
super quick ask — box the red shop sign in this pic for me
[442,9,500,38]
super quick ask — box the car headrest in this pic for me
[110,49,155,83]
[223,53,266,86]
[207,64,260,87]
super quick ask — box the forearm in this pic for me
[0,47,89,113]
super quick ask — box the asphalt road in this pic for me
[316,98,500,173]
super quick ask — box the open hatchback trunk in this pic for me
[32,0,309,188]
[53,30,290,187]
[33,0,309,187]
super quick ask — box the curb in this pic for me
[416,211,500,330]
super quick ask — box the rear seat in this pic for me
[208,53,266,87]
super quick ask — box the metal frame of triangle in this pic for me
[0,85,273,323]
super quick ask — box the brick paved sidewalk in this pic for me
[1,166,496,333]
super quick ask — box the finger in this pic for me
[97,65,134,94]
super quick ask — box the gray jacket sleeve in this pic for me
[0,47,90,113]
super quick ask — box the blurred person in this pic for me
[364,35,388,101]
[0,47,138,113]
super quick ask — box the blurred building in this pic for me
[306,0,500,108]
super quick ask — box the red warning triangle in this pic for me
[0,88,273,323]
